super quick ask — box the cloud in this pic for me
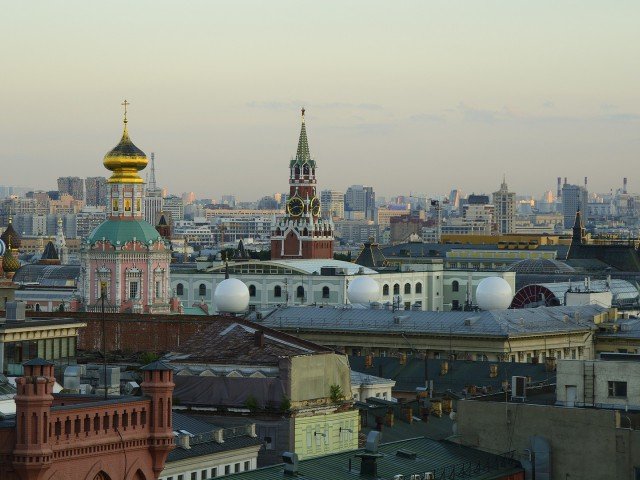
[409,113,446,123]
[246,101,383,111]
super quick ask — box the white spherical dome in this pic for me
[476,277,513,311]
[214,278,250,313]
[348,276,380,305]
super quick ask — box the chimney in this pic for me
[283,452,299,476]
[254,330,265,347]
[624,177,628,194]
[176,432,191,449]
[357,432,382,476]
[564,177,567,185]
[584,177,588,189]
[6,301,26,322]
[557,177,562,198]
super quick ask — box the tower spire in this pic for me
[295,107,311,163]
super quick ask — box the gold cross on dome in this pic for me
[121,99,130,122]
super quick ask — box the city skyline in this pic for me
[2,1,639,198]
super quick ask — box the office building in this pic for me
[320,189,345,220]
[562,183,588,228]
[493,178,516,234]
[345,184,376,220]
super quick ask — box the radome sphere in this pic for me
[476,277,513,311]
[213,278,250,313]
[347,276,380,304]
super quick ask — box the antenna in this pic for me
[149,152,157,190]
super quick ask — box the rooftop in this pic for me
[350,357,556,394]
[350,370,395,387]
[165,315,333,365]
[225,437,522,480]
[256,305,607,338]
[12,264,80,287]
[207,259,377,276]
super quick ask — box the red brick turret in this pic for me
[140,360,175,477]
[13,359,55,480]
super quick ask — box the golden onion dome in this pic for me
[103,100,148,184]
[2,248,20,272]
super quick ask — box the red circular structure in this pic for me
[510,284,562,309]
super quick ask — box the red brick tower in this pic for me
[12,359,55,480]
[140,360,175,478]
[271,109,334,259]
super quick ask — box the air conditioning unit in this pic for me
[424,473,435,480]
[392,475,404,480]
[511,375,527,400]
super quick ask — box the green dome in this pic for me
[87,219,163,246]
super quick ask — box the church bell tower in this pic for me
[271,109,334,259]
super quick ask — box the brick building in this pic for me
[0,358,175,479]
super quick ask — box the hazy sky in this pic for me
[1,1,639,200]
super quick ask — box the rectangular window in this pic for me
[129,281,139,299]
[234,463,240,473]
[608,381,627,398]
[155,281,161,299]
[244,461,250,471]
[201,470,207,480]
[191,473,197,480]
[225,466,230,475]
[112,199,119,212]
[210,468,217,478]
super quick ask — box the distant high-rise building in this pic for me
[221,195,236,207]
[144,152,163,224]
[57,176,84,201]
[562,183,589,228]
[163,195,185,221]
[492,178,516,234]
[85,176,108,206]
[345,184,376,220]
[321,190,345,220]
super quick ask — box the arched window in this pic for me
[176,283,184,296]
[303,164,309,175]
[249,285,256,297]
[393,284,400,295]
[415,282,422,294]
[274,285,282,298]
[294,166,300,176]
[296,286,305,298]
[452,281,459,292]
[199,283,206,297]
[404,283,411,294]
[383,284,389,296]
[35,303,41,312]
[322,286,330,299]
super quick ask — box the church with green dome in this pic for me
[80,102,175,314]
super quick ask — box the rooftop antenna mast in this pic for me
[148,152,157,190]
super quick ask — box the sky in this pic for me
[1,1,639,200]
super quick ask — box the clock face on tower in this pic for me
[287,197,304,217]
[310,196,320,216]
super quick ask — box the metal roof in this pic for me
[12,264,80,287]
[225,437,522,480]
[538,279,638,305]
[258,305,607,338]
[350,370,395,387]
[209,259,377,276]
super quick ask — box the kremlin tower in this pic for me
[271,109,334,259]
[80,101,172,313]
